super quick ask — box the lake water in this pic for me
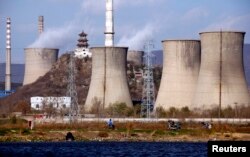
[0,142,207,157]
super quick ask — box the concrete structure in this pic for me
[38,16,44,35]
[155,40,201,110]
[85,47,133,111]
[193,31,250,109]
[23,48,58,85]
[31,96,71,110]
[127,50,144,65]
[5,17,11,91]
[105,0,114,46]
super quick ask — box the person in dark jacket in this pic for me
[66,132,75,141]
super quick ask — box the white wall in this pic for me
[31,96,71,110]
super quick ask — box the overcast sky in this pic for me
[0,0,250,63]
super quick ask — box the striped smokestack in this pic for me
[5,17,11,91]
[105,0,114,46]
[38,16,44,35]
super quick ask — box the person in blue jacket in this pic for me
[107,119,115,129]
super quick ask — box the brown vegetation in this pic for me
[155,105,250,118]
[0,118,250,142]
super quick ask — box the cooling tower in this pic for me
[127,50,144,65]
[23,48,58,85]
[155,40,201,110]
[85,47,133,111]
[193,31,250,109]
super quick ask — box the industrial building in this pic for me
[22,16,59,85]
[193,31,250,109]
[31,96,71,110]
[85,0,132,111]
[1,0,249,117]
[85,47,133,111]
[23,48,58,85]
[155,40,201,110]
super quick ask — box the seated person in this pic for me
[107,119,115,129]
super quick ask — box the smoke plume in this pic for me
[117,24,155,50]
[28,23,78,49]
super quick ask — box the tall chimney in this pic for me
[5,17,11,91]
[105,0,114,46]
[38,16,44,35]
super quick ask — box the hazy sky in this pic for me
[0,0,250,63]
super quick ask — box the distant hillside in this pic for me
[152,50,163,65]
[0,63,24,84]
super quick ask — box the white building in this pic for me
[74,47,92,58]
[74,31,92,58]
[31,96,71,110]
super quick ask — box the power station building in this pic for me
[155,40,201,110]
[23,48,58,85]
[85,47,133,111]
[23,16,59,85]
[155,31,250,110]
[85,0,132,111]
[31,96,71,110]
[193,31,250,109]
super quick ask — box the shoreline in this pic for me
[0,121,249,142]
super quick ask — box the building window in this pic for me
[63,104,66,108]
[36,104,39,109]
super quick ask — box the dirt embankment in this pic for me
[0,121,249,142]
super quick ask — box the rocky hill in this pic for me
[0,53,91,114]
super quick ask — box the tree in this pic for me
[105,102,133,118]
[180,106,191,118]
[14,100,31,115]
[133,104,141,117]
[168,107,179,118]
[90,97,103,117]
[155,106,167,118]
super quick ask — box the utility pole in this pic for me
[67,51,79,122]
[141,41,155,118]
